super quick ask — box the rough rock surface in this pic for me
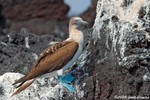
[0,0,69,39]
[9,19,69,39]
[0,28,61,75]
[0,73,69,100]
[0,0,69,21]
[81,0,150,99]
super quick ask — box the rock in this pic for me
[9,19,69,39]
[0,5,6,29]
[0,73,85,100]
[82,0,150,99]
[0,0,69,39]
[0,72,65,100]
[0,0,69,21]
[0,28,60,75]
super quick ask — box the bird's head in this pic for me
[69,17,88,32]
[68,17,88,43]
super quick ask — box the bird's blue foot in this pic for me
[58,73,75,92]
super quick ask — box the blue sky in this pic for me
[64,0,91,17]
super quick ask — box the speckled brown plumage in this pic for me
[13,41,78,85]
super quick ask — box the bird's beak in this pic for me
[81,20,88,28]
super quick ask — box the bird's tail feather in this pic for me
[11,78,35,97]
[12,76,26,85]
[16,81,25,88]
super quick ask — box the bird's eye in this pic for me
[74,18,82,25]
[74,20,78,25]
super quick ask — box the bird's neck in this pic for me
[69,27,84,48]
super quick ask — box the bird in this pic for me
[11,17,88,96]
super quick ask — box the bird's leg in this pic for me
[58,73,75,92]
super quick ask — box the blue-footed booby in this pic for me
[11,17,88,96]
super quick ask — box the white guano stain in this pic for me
[93,0,149,63]
[25,37,30,49]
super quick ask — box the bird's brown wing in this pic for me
[13,41,78,85]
